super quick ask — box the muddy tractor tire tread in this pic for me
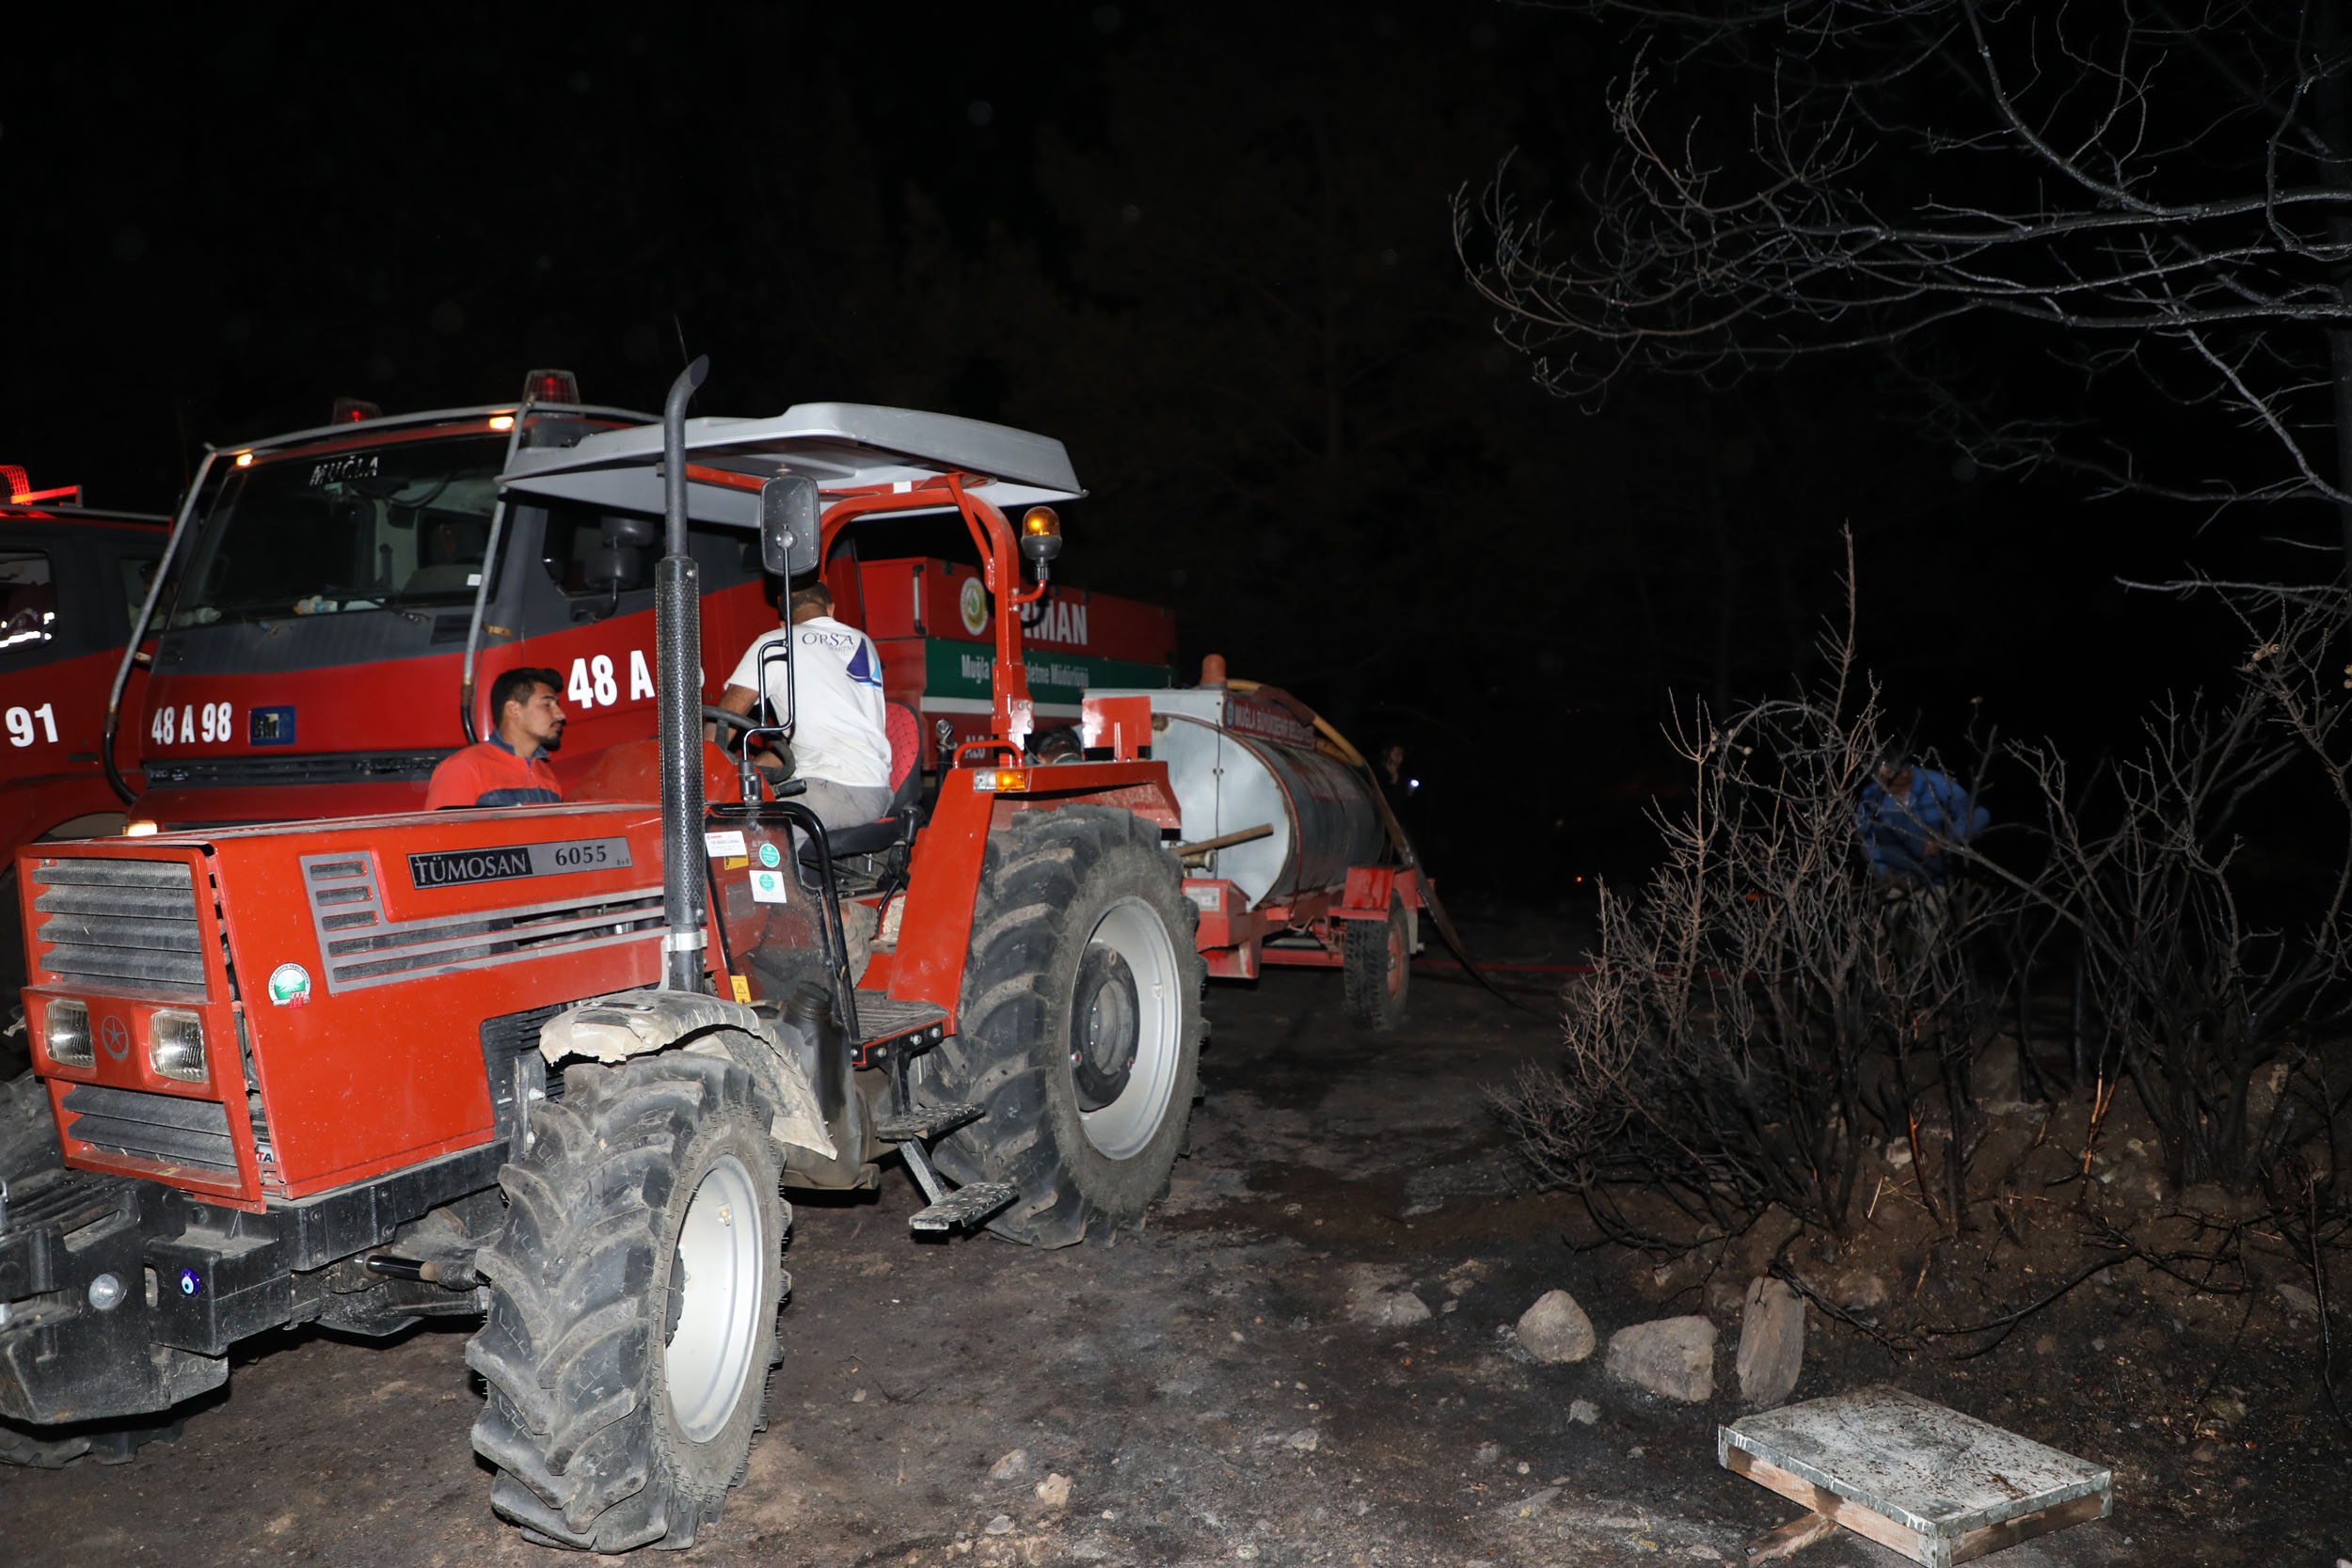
[1342,895,1410,1033]
[468,1053,785,1553]
[921,805,1204,1248]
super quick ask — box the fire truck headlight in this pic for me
[45,1000,91,1068]
[150,1010,206,1084]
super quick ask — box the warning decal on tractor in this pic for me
[407,837,634,890]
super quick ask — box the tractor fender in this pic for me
[537,991,835,1162]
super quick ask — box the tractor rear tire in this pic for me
[1342,896,1410,1033]
[469,1053,785,1553]
[920,806,1204,1247]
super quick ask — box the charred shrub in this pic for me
[1501,655,2012,1244]
[2008,590,2352,1206]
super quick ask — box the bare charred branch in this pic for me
[1455,1,2352,564]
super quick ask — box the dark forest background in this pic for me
[0,4,2313,894]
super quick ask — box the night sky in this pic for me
[2,5,2313,891]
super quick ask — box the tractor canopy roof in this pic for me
[496,402,1082,526]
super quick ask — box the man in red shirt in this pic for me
[425,667,566,809]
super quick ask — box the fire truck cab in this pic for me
[117,374,784,828]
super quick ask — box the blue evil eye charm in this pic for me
[179,1268,202,1297]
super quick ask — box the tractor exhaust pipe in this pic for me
[658,356,711,992]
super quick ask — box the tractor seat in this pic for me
[803,704,922,864]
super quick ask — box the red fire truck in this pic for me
[117,377,1172,832]
[0,483,168,1057]
[826,553,1174,769]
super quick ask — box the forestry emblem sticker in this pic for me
[959,577,989,636]
[267,961,312,1007]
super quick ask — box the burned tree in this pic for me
[1456,1,2352,573]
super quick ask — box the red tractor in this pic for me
[0,364,1417,1543]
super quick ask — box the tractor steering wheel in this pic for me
[703,705,760,759]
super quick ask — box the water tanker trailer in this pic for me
[1080,674,1422,1029]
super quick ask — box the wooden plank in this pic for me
[1950,1490,2111,1565]
[1744,1511,1839,1562]
[1724,1446,1933,1565]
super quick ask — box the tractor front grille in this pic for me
[31,859,204,989]
[301,853,663,994]
[60,1083,236,1175]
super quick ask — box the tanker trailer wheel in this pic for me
[469,1052,785,1552]
[921,805,1205,1247]
[1342,895,1411,1033]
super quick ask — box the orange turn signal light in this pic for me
[973,768,1030,793]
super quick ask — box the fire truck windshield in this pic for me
[167,433,505,626]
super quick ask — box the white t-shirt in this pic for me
[726,615,892,791]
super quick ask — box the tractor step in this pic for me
[850,992,948,1069]
[908,1180,1019,1233]
[871,1103,983,1143]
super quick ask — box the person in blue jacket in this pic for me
[1856,754,1988,885]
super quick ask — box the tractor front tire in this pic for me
[469,1053,785,1552]
[922,806,1204,1247]
[1342,896,1410,1032]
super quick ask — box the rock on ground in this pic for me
[1349,1289,1432,1327]
[1604,1316,1717,1403]
[1036,1472,1073,1509]
[1826,1268,1890,1312]
[989,1448,1032,1481]
[1517,1289,1597,1364]
[1735,1276,1804,1407]
[1568,1399,1600,1425]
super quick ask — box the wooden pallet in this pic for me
[1719,1386,2112,1567]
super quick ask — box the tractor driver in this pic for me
[425,666,566,809]
[712,582,894,832]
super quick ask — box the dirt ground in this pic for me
[5,911,2348,1568]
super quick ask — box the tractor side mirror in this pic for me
[760,473,821,578]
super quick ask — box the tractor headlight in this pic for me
[149,1010,206,1084]
[44,1000,91,1069]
